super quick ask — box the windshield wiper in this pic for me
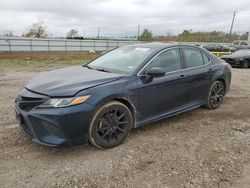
[85,65,111,73]
[95,68,111,73]
[84,65,95,70]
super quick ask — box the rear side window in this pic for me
[182,48,204,68]
[202,52,210,64]
[145,48,182,73]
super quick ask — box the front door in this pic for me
[136,48,189,122]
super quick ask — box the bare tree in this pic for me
[66,29,79,38]
[23,21,48,38]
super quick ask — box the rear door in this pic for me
[181,47,213,105]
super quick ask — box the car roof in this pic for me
[126,42,200,51]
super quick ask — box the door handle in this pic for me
[208,68,213,72]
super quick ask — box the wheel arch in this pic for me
[92,96,137,127]
[112,98,136,127]
[216,78,226,93]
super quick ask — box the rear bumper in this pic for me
[15,89,94,146]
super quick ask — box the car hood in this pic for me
[221,54,248,59]
[25,66,123,97]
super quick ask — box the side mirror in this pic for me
[147,67,166,77]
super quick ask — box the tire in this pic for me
[89,101,133,149]
[205,81,225,109]
[242,60,249,69]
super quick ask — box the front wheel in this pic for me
[205,81,225,109]
[89,101,133,149]
[242,60,249,69]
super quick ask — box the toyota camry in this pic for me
[15,43,231,148]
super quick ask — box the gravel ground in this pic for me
[0,67,250,188]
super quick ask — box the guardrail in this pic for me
[0,37,140,52]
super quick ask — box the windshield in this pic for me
[232,50,250,55]
[87,46,154,74]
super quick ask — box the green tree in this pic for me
[66,29,79,38]
[138,28,152,41]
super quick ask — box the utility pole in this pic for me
[83,29,86,37]
[248,28,250,42]
[97,27,100,38]
[137,24,140,39]
[229,11,236,35]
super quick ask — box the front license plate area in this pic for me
[15,108,22,126]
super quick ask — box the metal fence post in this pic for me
[80,41,83,51]
[48,40,50,52]
[65,40,67,52]
[30,39,33,51]
[8,39,11,52]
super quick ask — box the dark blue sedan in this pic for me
[15,43,231,148]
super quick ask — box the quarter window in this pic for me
[144,48,182,73]
[182,48,204,68]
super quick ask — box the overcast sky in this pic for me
[0,0,250,37]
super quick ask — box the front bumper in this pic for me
[222,59,241,67]
[15,89,94,146]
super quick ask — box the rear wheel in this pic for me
[242,60,249,69]
[205,81,225,109]
[89,101,133,149]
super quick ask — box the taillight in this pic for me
[226,64,232,71]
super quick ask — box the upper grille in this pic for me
[223,58,235,63]
[16,96,45,112]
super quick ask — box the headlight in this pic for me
[236,58,244,62]
[39,95,91,108]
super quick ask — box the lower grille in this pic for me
[41,120,65,139]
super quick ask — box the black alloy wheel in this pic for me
[89,101,133,149]
[206,81,225,109]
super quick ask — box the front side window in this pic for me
[182,48,204,68]
[144,48,182,74]
[233,41,240,45]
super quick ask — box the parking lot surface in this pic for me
[0,67,250,188]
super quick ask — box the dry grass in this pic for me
[0,52,101,67]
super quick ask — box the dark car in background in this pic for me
[203,43,236,52]
[15,43,231,149]
[221,49,250,68]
